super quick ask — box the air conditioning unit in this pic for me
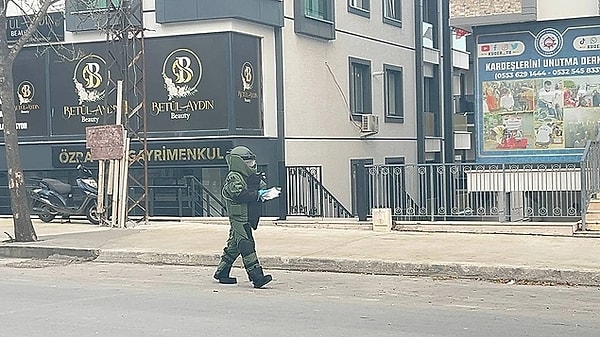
[360,114,379,134]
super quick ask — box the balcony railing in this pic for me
[423,21,434,48]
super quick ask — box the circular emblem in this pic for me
[534,28,563,57]
[72,54,106,104]
[161,48,202,101]
[241,62,254,90]
[17,81,35,103]
[73,55,106,90]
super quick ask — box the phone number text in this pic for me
[491,66,600,80]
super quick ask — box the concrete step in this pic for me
[394,221,576,236]
[584,199,600,229]
[573,230,600,238]
[272,218,373,230]
[585,215,600,223]
[584,222,600,231]
[586,200,600,213]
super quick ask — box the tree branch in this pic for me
[8,0,62,61]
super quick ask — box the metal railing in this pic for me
[141,177,226,217]
[5,159,594,224]
[286,166,353,218]
[580,139,600,230]
[183,175,226,217]
[365,163,582,222]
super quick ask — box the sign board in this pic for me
[49,42,116,136]
[52,140,232,168]
[6,12,64,44]
[11,32,262,140]
[474,17,600,163]
[86,125,124,160]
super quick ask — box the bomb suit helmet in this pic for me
[227,146,257,172]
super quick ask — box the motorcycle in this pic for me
[29,164,99,225]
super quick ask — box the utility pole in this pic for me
[76,0,149,225]
[105,0,149,225]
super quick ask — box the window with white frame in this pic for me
[384,0,401,23]
[349,58,372,115]
[305,0,328,20]
[295,0,335,40]
[349,0,370,12]
[73,0,121,12]
[384,66,404,120]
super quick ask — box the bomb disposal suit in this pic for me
[213,146,273,288]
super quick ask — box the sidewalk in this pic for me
[1,217,600,286]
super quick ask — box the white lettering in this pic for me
[542,57,578,67]
[0,122,28,130]
[170,112,191,120]
[580,56,600,65]
[81,116,100,123]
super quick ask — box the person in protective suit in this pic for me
[213,146,273,288]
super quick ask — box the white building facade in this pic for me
[0,0,469,217]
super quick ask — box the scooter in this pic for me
[29,164,99,225]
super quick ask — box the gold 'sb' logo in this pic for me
[241,62,254,91]
[73,55,106,104]
[18,81,34,100]
[162,49,202,101]
[243,65,252,83]
[82,62,103,89]
[172,57,194,84]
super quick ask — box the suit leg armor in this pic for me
[213,228,239,284]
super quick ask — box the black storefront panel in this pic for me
[145,33,230,132]
[232,33,263,130]
[10,32,264,140]
[2,49,49,138]
[48,43,116,136]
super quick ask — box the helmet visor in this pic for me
[244,159,257,169]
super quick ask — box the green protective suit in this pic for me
[214,146,271,286]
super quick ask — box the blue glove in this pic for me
[257,189,268,201]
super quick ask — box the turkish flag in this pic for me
[480,45,490,52]
[454,27,470,38]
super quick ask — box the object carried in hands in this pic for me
[258,187,282,201]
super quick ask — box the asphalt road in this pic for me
[0,258,598,337]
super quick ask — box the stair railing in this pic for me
[286,166,353,218]
[183,175,227,217]
[580,138,600,230]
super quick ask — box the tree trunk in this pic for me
[0,56,37,242]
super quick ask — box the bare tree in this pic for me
[0,0,61,242]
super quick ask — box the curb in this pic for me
[2,246,600,287]
[97,250,600,287]
[0,246,99,260]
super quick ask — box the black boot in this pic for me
[248,266,272,288]
[213,266,237,284]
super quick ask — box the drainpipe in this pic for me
[441,0,455,220]
[442,0,454,164]
[275,26,287,220]
[415,0,425,163]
